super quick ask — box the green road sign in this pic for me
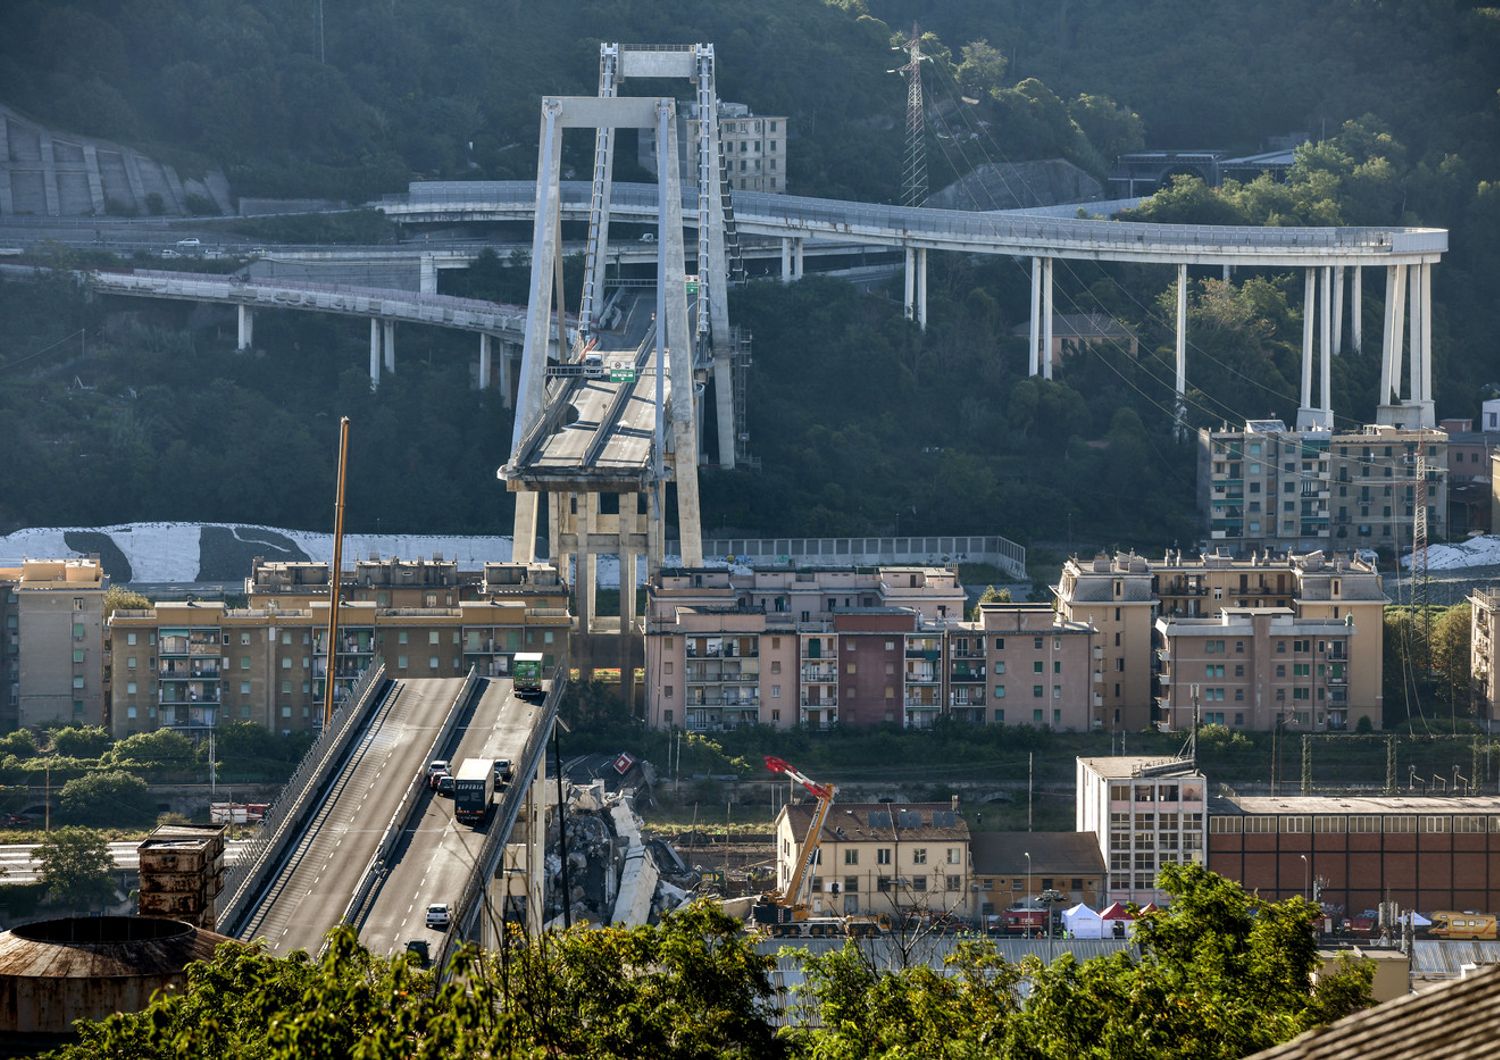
[685,279,700,294]
[610,369,638,383]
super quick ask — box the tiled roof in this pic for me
[1248,962,1500,1059]
[782,802,970,842]
[970,832,1106,877]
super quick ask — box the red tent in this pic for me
[1099,902,1134,921]
[1139,902,1161,914]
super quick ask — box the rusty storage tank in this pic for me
[0,916,229,1049]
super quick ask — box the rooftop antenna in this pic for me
[890,25,930,208]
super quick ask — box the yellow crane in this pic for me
[753,755,836,931]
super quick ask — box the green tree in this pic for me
[56,770,156,827]
[1430,602,1474,722]
[955,39,1007,100]
[109,728,197,770]
[970,584,1013,620]
[102,585,151,617]
[37,826,117,910]
[0,728,40,758]
[48,725,112,759]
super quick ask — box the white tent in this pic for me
[1402,911,1432,928]
[1061,903,1105,939]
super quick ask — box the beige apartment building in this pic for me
[0,558,108,731]
[640,101,789,194]
[1058,549,1383,732]
[1055,553,1155,732]
[645,566,966,731]
[1076,756,1207,906]
[774,802,971,918]
[948,603,1100,730]
[1156,608,1357,731]
[1471,589,1500,721]
[108,576,570,737]
[1200,420,1447,556]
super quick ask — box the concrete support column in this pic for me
[1389,264,1408,398]
[419,255,437,294]
[713,353,735,468]
[780,238,792,282]
[1300,268,1315,410]
[793,239,804,281]
[579,494,597,636]
[1332,266,1346,354]
[903,246,915,320]
[1028,256,1042,377]
[369,318,381,389]
[512,492,539,564]
[524,759,545,938]
[621,550,639,716]
[500,342,515,409]
[915,248,928,330]
[1420,261,1433,417]
[1042,258,1055,381]
[1175,263,1188,435]
[1320,266,1333,420]
[1221,263,1231,282]
[236,305,254,351]
[478,334,493,390]
[1351,267,1363,353]
[1409,262,1423,406]
[382,321,395,374]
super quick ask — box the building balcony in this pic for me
[685,645,760,659]
[685,694,761,707]
[950,646,986,659]
[158,662,220,679]
[905,648,941,661]
[159,687,220,706]
[160,706,218,731]
[800,665,838,682]
[949,694,986,708]
[949,666,986,682]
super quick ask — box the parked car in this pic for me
[582,353,605,378]
[638,231,655,243]
[404,939,431,967]
[425,903,451,930]
[436,775,456,797]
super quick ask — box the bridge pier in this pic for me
[1041,257,1053,379]
[1028,257,1041,376]
[500,341,515,409]
[419,254,437,294]
[369,318,381,389]
[383,321,396,374]
[780,238,791,282]
[236,305,254,351]
[1295,267,1335,430]
[479,334,493,389]
[1332,266,1345,354]
[1174,264,1187,436]
[902,246,928,327]
[1351,266,1362,353]
[915,248,928,330]
[1373,261,1435,427]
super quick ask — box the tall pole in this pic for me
[894,26,928,208]
[1024,850,1032,937]
[323,416,350,729]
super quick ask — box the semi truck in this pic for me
[513,652,545,696]
[453,758,495,825]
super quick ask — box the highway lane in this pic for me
[0,839,251,885]
[236,676,466,953]
[360,677,544,957]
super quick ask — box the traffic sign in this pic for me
[685,276,700,295]
[610,368,637,383]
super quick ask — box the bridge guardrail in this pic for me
[436,668,567,977]
[216,664,388,936]
[338,668,482,934]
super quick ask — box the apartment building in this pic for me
[645,566,965,731]
[1156,608,1357,731]
[0,558,108,731]
[1076,756,1208,905]
[638,101,789,194]
[1470,589,1500,721]
[773,802,971,918]
[1059,549,1383,732]
[107,594,570,737]
[1054,553,1155,732]
[1199,420,1446,555]
[947,603,1100,729]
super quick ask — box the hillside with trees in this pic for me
[1,2,1498,547]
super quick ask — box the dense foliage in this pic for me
[1,2,1498,548]
[50,868,1372,1059]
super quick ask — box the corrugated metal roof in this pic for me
[1249,962,1500,1059]
[1409,940,1500,977]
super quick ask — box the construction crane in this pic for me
[753,755,836,930]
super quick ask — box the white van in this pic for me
[176,237,201,248]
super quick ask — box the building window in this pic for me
[877,848,891,865]
[912,849,927,865]
[1032,685,1043,698]
[664,685,673,698]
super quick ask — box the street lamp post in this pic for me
[1298,854,1310,901]
[1024,850,1032,939]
